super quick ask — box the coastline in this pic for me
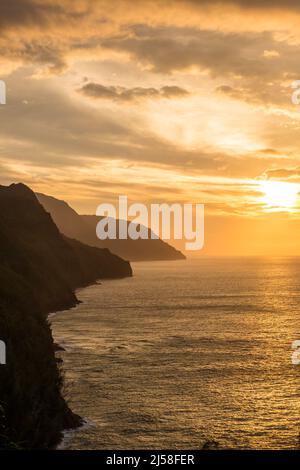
[48,275,133,448]
[47,289,96,447]
[56,418,94,450]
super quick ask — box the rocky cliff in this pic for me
[0,183,132,448]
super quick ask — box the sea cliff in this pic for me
[0,183,132,449]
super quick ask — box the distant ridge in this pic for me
[37,192,186,261]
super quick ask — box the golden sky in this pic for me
[1,0,300,254]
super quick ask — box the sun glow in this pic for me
[260,181,299,211]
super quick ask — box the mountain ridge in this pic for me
[36,192,186,261]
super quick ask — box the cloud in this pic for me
[100,26,277,77]
[185,0,300,10]
[0,0,89,30]
[0,0,58,29]
[258,148,281,155]
[78,82,189,101]
[0,70,281,181]
[97,24,300,115]
[265,167,300,178]
[215,83,291,108]
[14,41,67,73]
[1,2,300,81]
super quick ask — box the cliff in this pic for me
[0,183,132,449]
[36,192,186,261]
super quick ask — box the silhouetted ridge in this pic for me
[37,192,186,261]
[0,183,132,449]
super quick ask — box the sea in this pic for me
[50,257,300,449]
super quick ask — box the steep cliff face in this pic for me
[0,302,79,449]
[37,192,186,261]
[0,183,132,449]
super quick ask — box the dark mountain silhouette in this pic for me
[36,192,186,261]
[0,183,131,449]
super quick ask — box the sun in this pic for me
[260,181,299,212]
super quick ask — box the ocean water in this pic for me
[50,257,300,449]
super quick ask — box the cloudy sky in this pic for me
[1,0,300,254]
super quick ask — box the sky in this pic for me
[1,0,300,255]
